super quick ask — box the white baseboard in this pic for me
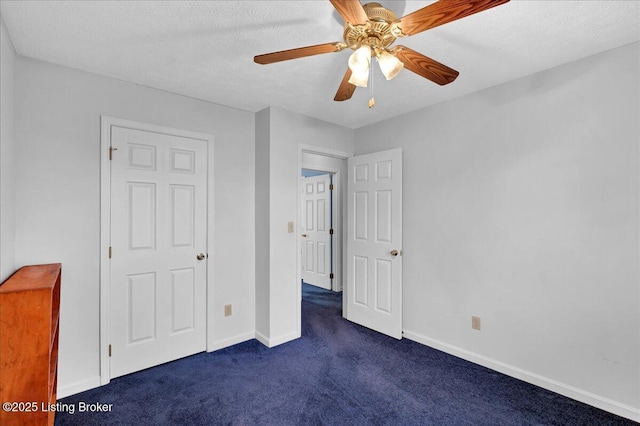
[402,330,640,423]
[57,376,102,399]
[255,330,299,348]
[56,330,301,400]
[208,331,255,352]
[255,330,269,347]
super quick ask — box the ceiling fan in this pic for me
[254,0,510,106]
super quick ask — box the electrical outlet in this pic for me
[287,221,294,233]
[472,316,481,330]
[224,304,232,317]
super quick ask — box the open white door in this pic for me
[109,126,208,378]
[301,174,332,290]
[346,149,402,339]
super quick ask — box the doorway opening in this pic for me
[296,146,404,341]
[296,145,351,337]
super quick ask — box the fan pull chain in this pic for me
[368,58,375,108]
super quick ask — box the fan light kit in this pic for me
[255,0,510,108]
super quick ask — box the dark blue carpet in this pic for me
[55,284,635,425]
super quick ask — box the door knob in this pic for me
[390,250,399,257]
[196,253,206,260]
[301,234,308,237]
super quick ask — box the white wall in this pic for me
[256,106,354,346]
[355,42,640,419]
[13,57,256,396]
[0,16,16,282]
[255,108,270,339]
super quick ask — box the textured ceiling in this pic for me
[1,1,639,129]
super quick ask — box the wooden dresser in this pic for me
[0,264,61,426]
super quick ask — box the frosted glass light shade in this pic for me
[348,45,371,74]
[348,68,369,87]
[378,51,404,80]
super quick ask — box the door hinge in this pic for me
[109,344,112,357]
[108,246,112,259]
[109,146,118,160]
[330,273,334,279]
[329,228,334,235]
[329,184,334,191]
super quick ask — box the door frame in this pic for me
[296,144,351,335]
[99,116,215,385]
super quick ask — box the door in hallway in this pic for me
[301,174,332,290]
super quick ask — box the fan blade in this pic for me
[395,0,509,37]
[330,0,369,25]
[393,46,459,86]
[334,68,356,101]
[254,42,344,64]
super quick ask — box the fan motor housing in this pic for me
[343,2,398,50]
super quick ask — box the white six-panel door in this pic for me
[346,149,402,339]
[110,126,207,378]
[301,174,332,290]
